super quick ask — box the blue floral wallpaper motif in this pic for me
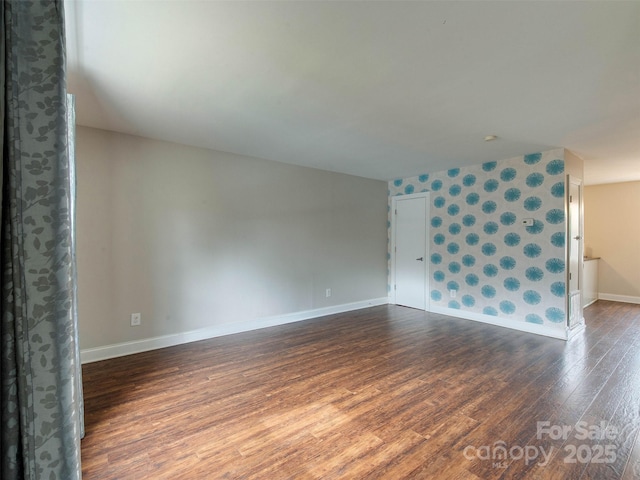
[389,149,566,332]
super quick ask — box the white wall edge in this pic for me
[80,297,390,364]
[429,306,568,340]
[597,293,640,305]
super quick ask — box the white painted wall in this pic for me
[76,126,388,356]
[584,181,640,304]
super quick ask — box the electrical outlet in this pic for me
[450,289,457,298]
[522,218,534,227]
[130,313,141,326]
[325,288,332,298]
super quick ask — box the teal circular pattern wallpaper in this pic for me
[389,149,566,330]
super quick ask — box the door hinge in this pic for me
[570,195,573,202]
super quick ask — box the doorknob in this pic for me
[416,257,424,261]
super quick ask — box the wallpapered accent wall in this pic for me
[388,148,567,335]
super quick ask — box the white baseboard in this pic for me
[567,320,586,340]
[80,297,389,364]
[428,306,568,340]
[597,293,640,305]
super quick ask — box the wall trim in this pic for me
[429,305,568,340]
[80,297,389,364]
[597,293,640,305]
[583,298,598,308]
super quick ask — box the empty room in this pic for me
[2,1,639,479]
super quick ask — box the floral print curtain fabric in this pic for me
[1,1,83,479]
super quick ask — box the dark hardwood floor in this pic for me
[81,301,640,479]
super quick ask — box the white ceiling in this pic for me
[65,1,640,185]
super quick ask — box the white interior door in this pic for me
[394,195,428,310]
[567,177,583,328]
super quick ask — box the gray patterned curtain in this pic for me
[1,1,83,479]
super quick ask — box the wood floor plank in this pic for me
[621,427,640,480]
[496,305,640,480]
[571,325,640,479]
[81,301,640,479]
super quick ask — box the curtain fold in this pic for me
[1,1,83,479]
